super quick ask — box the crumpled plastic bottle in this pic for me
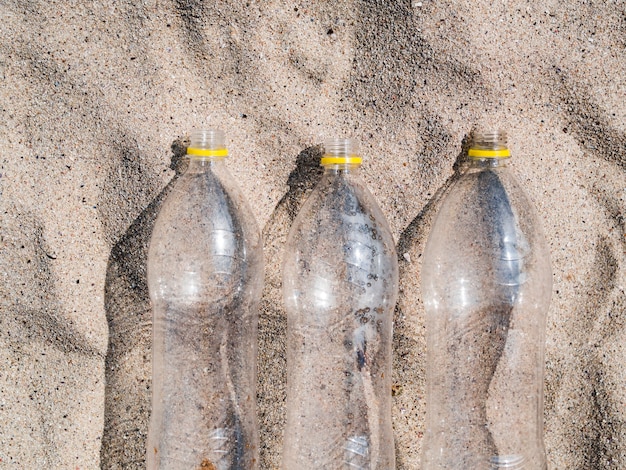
[146,129,263,470]
[282,138,398,470]
[420,130,552,469]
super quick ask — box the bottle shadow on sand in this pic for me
[257,145,324,469]
[391,136,469,468]
[100,140,188,469]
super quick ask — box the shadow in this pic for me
[543,232,623,468]
[580,237,620,468]
[257,145,324,469]
[553,66,626,171]
[345,1,488,129]
[391,136,470,468]
[545,67,626,467]
[0,208,103,467]
[100,140,188,469]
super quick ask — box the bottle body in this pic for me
[146,131,263,470]
[282,141,398,470]
[421,133,552,469]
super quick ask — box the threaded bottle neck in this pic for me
[321,138,362,169]
[187,129,228,159]
[468,130,511,159]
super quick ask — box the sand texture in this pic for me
[0,1,624,468]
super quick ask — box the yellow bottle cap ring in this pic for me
[468,148,511,158]
[187,147,229,157]
[320,155,363,166]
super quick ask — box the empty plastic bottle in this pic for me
[146,129,263,470]
[420,130,552,469]
[282,138,398,470]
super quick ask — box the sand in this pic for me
[0,0,624,468]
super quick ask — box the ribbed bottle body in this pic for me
[421,142,551,469]
[282,164,398,470]
[147,152,262,470]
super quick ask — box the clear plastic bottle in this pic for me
[420,130,552,469]
[146,129,263,470]
[282,138,398,470]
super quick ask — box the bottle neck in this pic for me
[468,156,510,170]
[468,129,511,169]
[321,138,361,176]
[186,129,228,173]
[322,163,361,175]
[186,156,226,173]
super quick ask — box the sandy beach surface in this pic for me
[0,0,624,468]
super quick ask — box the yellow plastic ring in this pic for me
[187,147,229,157]
[321,156,362,165]
[468,148,511,158]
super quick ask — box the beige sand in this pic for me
[0,1,624,468]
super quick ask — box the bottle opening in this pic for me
[321,138,362,167]
[187,129,228,158]
[468,129,510,159]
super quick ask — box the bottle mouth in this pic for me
[321,138,362,167]
[468,129,511,159]
[187,129,228,158]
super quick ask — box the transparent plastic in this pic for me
[146,129,263,469]
[420,131,552,469]
[282,139,398,470]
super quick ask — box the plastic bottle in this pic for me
[420,130,552,469]
[146,129,263,470]
[282,138,398,470]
